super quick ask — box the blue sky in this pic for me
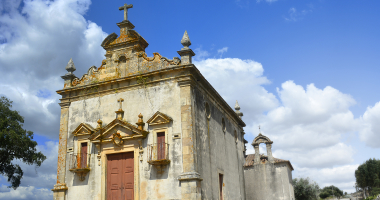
[0,0,379,199]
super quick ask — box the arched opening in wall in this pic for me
[259,143,267,156]
[221,118,226,133]
[205,102,211,119]
[119,56,126,63]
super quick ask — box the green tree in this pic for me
[0,96,46,189]
[355,158,380,197]
[319,185,344,199]
[293,177,320,200]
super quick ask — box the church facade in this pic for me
[52,4,293,200]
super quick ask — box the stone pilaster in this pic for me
[178,49,195,65]
[253,144,260,165]
[52,102,70,200]
[266,143,274,163]
[178,76,202,200]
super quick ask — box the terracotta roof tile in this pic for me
[244,154,294,170]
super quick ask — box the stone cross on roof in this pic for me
[117,98,124,110]
[119,3,133,21]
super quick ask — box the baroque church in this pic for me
[52,3,295,200]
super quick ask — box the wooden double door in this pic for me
[107,152,134,200]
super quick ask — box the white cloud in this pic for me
[194,46,210,61]
[0,141,57,199]
[217,47,228,58]
[250,81,358,168]
[284,7,312,22]
[0,0,107,139]
[195,58,279,122]
[0,185,52,200]
[256,0,278,3]
[196,57,362,193]
[359,102,380,148]
[295,164,359,193]
[274,143,355,168]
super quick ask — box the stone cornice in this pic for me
[58,102,71,108]
[187,67,246,128]
[57,63,245,128]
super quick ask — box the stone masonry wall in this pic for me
[65,79,183,200]
[244,163,295,200]
[193,86,246,200]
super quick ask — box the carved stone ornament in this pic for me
[146,111,172,126]
[72,123,94,136]
[112,131,124,146]
[69,169,90,181]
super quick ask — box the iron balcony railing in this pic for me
[147,143,169,164]
[69,153,91,170]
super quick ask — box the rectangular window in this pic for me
[219,173,223,200]
[81,142,87,168]
[157,132,165,160]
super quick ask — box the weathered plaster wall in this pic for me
[244,163,295,200]
[65,79,183,200]
[193,86,246,200]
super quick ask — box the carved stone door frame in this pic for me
[100,142,140,200]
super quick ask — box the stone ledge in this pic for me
[51,183,68,191]
[178,172,203,181]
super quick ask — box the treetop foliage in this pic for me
[319,185,344,199]
[293,177,320,200]
[355,158,380,196]
[0,96,46,189]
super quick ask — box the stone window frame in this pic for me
[76,138,90,157]
[217,168,225,200]
[151,127,169,146]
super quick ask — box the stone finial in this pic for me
[96,119,103,130]
[61,58,77,87]
[181,30,191,50]
[177,30,195,64]
[65,58,76,75]
[235,100,243,118]
[136,113,145,131]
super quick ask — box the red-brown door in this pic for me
[107,152,134,200]
[157,132,165,160]
[123,153,134,200]
[81,143,87,168]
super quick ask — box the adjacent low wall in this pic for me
[244,163,295,200]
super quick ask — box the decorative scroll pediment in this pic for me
[89,119,148,142]
[146,111,172,126]
[72,123,95,136]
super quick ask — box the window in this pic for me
[219,173,223,200]
[157,132,165,160]
[119,56,126,63]
[80,142,88,168]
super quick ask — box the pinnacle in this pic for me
[181,30,191,49]
[235,100,241,110]
[65,58,76,74]
[235,100,243,119]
